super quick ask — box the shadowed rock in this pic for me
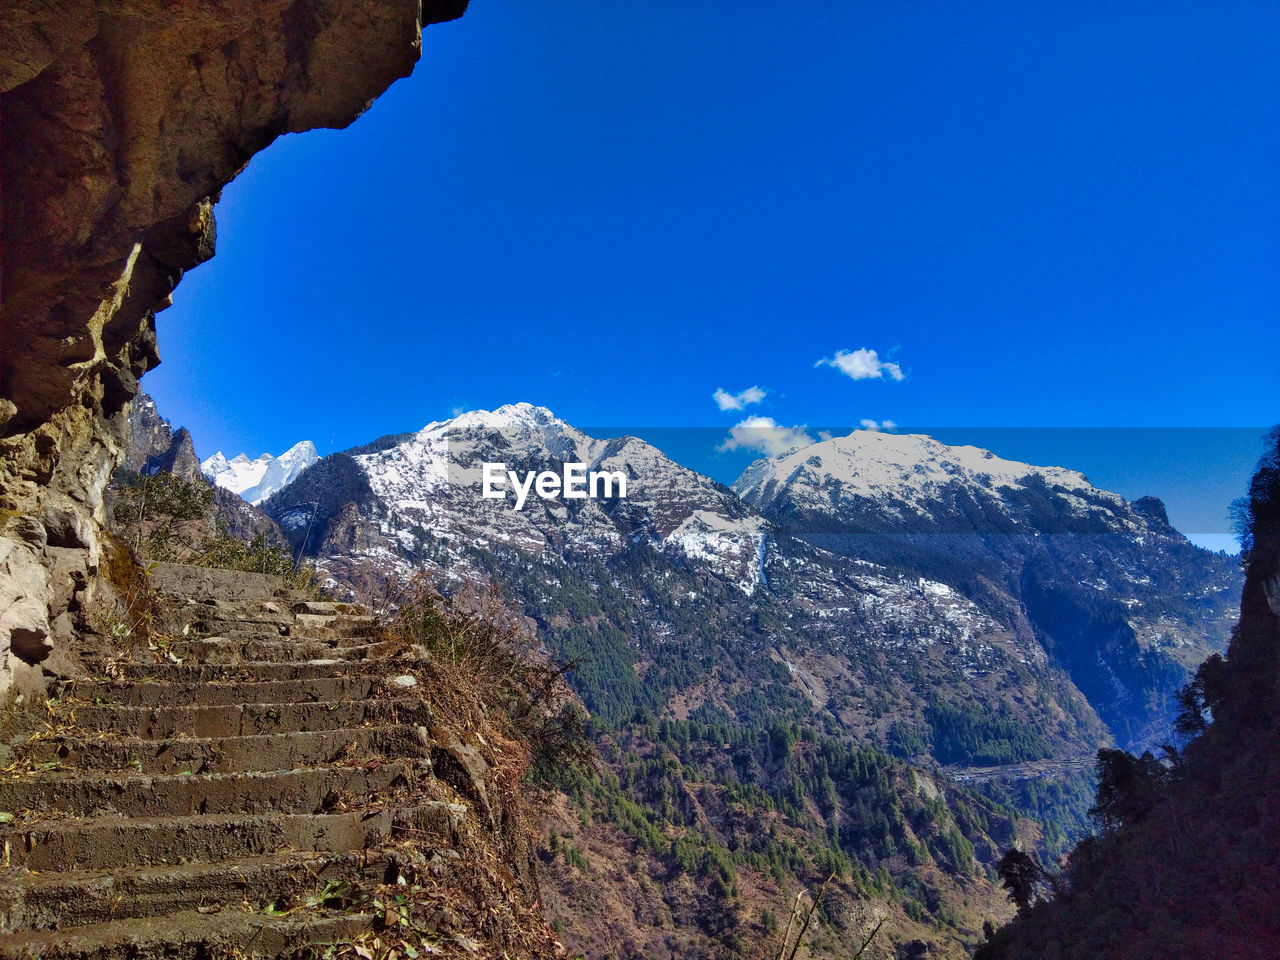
[0,0,467,697]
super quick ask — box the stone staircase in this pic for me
[0,562,505,958]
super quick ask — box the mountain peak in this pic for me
[280,440,320,461]
[422,403,563,435]
[734,428,1094,519]
[202,441,320,505]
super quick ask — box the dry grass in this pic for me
[362,573,593,789]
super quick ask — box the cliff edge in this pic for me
[0,0,466,697]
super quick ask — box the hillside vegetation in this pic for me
[976,428,1280,959]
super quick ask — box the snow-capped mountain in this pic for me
[273,403,770,592]
[262,404,1239,758]
[266,403,1075,737]
[734,430,1103,528]
[202,440,319,505]
[735,428,1242,747]
[731,427,1218,598]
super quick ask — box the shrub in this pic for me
[112,470,212,559]
[194,531,318,591]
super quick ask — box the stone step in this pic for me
[14,724,433,774]
[184,596,297,618]
[0,761,423,820]
[182,619,292,639]
[166,637,328,661]
[61,675,392,707]
[293,601,369,616]
[182,606,298,625]
[0,907,374,959]
[2,802,466,871]
[193,624,382,645]
[300,610,376,625]
[293,626,383,644]
[167,637,404,663]
[0,561,471,954]
[0,851,371,933]
[98,659,400,683]
[146,562,290,600]
[178,612,364,631]
[54,698,431,739]
[151,601,320,631]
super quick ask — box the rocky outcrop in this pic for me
[121,395,203,485]
[119,393,285,544]
[0,0,467,697]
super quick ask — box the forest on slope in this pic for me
[977,427,1280,959]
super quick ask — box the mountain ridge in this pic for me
[734,429,1101,531]
[262,403,1237,755]
[733,425,1238,748]
[202,440,320,505]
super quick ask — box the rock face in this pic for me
[0,0,468,697]
[121,395,204,485]
[120,393,286,544]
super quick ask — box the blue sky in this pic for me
[145,0,1278,549]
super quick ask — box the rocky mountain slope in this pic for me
[265,405,1235,758]
[734,430,1240,748]
[265,407,1103,755]
[121,396,205,487]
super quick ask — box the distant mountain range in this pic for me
[252,403,1238,757]
[202,441,320,505]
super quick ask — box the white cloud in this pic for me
[713,385,767,411]
[718,416,813,456]
[858,418,898,432]
[815,348,905,382]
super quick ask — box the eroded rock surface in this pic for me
[0,0,467,696]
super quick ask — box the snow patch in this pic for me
[202,441,319,505]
